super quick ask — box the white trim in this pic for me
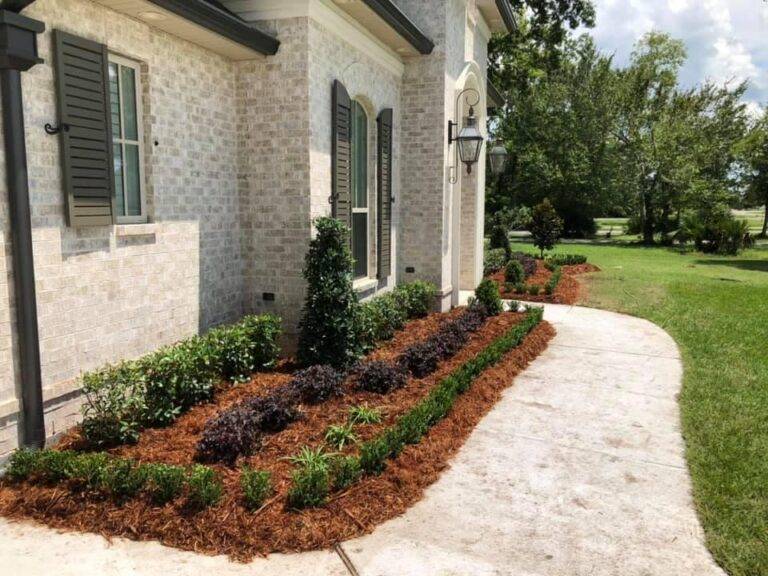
[108,53,148,225]
[475,11,492,41]
[231,0,405,77]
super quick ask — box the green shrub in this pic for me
[240,467,272,510]
[145,463,186,505]
[504,260,525,284]
[356,293,407,351]
[483,247,508,276]
[101,458,148,502]
[513,282,526,294]
[81,362,147,447]
[358,434,394,475]
[529,199,563,258]
[348,404,382,425]
[36,450,77,483]
[68,452,109,491]
[681,211,751,255]
[80,314,281,448]
[298,217,361,369]
[324,423,358,450]
[206,315,282,382]
[187,465,223,509]
[545,266,562,295]
[528,284,542,296]
[4,448,42,482]
[547,254,587,266]
[330,456,362,491]
[488,212,512,258]
[507,300,521,312]
[474,279,503,316]
[286,447,334,509]
[392,281,437,318]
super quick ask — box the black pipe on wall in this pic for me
[1,67,45,448]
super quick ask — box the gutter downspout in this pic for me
[0,7,46,448]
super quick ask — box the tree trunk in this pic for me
[642,190,655,245]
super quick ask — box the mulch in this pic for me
[491,262,601,304]
[0,310,555,561]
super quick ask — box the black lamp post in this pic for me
[448,88,485,182]
[488,141,508,176]
[0,8,46,449]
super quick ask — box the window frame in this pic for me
[108,53,147,225]
[351,99,371,280]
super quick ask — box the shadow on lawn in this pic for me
[695,259,768,273]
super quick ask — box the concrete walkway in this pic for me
[0,304,723,575]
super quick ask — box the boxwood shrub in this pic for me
[509,252,537,278]
[546,254,587,266]
[545,265,563,295]
[80,314,281,448]
[474,279,503,316]
[240,467,272,510]
[504,260,525,284]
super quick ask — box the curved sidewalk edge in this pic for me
[0,304,724,576]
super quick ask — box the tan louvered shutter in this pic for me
[377,108,393,279]
[53,30,115,227]
[331,80,352,234]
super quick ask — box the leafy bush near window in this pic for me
[483,247,508,276]
[80,314,281,448]
[354,360,407,394]
[187,465,223,509]
[475,279,503,316]
[504,260,525,284]
[391,281,438,319]
[298,217,360,369]
[240,467,272,510]
[292,365,345,405]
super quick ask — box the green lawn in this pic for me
[512,240,768,575]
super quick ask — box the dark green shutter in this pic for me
[53,30,115,227]
[377,108,393,279]
[331,80,352,234]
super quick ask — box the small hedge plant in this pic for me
[81,314,281,448]
[474,279,503,316]
[286,446,334,509]
[504,260,525,284]
[187,465,223,509]
[546,254,587,266]
[240,467,272,510]
[545,266,563,295]
[510,252,537,278]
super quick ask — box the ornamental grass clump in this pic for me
[297,217,360,369]
[354,361,407,394]
[240,467,272,510]
[187,465,223,509]
[286,446,334,509]
[324,423,358,450]
[348,404,383,425]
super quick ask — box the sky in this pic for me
[585,0,768,115]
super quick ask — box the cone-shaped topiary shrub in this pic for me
[297,217,361,369]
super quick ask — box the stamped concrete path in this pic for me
[0,304,724,576]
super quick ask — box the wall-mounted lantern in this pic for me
[448,88,485,183]
[488,141,508,176]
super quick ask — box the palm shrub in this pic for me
[474,279,503,316]
[297,217,361,369]
[529,199,563,258]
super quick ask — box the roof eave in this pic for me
[147,0,280,56]
[495,0,518,34]
[362,0,435,55]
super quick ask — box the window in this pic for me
[351,101,369,279]
[108,55,146,223]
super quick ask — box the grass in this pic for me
[512,239,768,576]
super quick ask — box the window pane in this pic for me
[120,66,139,141]
[124,144,142,216]
[109,63,121,138]
[113,143,125,217]
[352,102,368,209]
[352,213,368,279]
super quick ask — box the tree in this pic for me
[739,111,768,237]
[297,218,360,369]
[529,199,563,257]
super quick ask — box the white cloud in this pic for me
[586,0,767,108]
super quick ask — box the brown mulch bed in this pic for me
[491,262,601,305]
[0,311,554,561]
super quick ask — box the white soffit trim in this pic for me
[476,10,492,41]
[227,0,405,77]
